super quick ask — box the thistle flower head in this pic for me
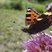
[22,32,52,52]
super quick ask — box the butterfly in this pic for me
[24,8,52,34]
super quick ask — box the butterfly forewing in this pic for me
[25,8,39,25]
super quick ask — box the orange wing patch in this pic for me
[25,8,39,25]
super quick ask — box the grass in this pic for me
[0,9,30,52]
[0,9,52,52]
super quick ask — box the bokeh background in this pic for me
[0,0,52,52]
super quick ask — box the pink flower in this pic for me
[46,3,52,11]
[22,32,52,52]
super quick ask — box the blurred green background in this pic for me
[0,0,52,52]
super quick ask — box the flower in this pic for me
[46,3,52,11]
[22,32,52,52]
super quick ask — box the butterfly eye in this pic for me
[26,14,31,17]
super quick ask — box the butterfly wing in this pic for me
[25,8,40,25]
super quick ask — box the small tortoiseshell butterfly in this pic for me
[22,3,52,34]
